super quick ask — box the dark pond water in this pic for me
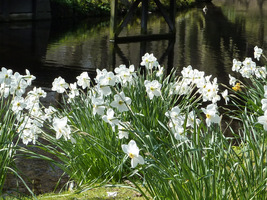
[0,0,267,88]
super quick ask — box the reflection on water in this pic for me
[0,0,266,88]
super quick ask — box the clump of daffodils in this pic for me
[2,46,265,169]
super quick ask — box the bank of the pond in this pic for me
[50,0,199,19]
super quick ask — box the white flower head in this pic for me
[52,116,71,140]
[11,96,26,113]
[102,108,120,127]
[52,76,69,93]
[68,82,79,100]
[24,69,36,86]
[140,53,159,70]
[99,71,117,87]
[122,140,144,168]
[110,91,131,112]
[254,46,263,61]
[0,67,13,85]
[186,111,200,128]
[144,80,162,100]
[10,72,28,97]
[264,85,267,98]
[156,65,164,77]
[201,104,221,127]
[257,111,267,131]
[91,96,106,116]
[221,89,229,105]
[232,59,242,72]
[261,99,267,112]
[229,74,236,86]
[255,67,266,79]
[115,64,136,85]
[117,122,130,139]
[76,72,90,89]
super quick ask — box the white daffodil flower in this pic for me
[110,91,131,112]
[11,96,26,113]
[117,123,129,139]
[232,59,242,72]
[140,53,159,70]
[52,116,71,140]
[221,89,229,105]
[52,76,69,93]
[24,69,36,86]
[122,140,144,168]
[91,96,105,116]
[76,72,90,89]
[156,65,164,77]
[144,80,162,100]
[99,71,117,87]
[229,74,237,86]
[28,87,47,99]
[115,64,136,85]
[261,99,267,112]
[102,108,120,127]
[186,111,200,128]
[201,104,221,127]
[0,67,13,85]
[68,82,79,99]
[257,110,267,131]
[254,46,263,61]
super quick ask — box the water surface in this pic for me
[0,0,266,88]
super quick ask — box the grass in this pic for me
[4,185,147,200]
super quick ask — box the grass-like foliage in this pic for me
[0,47,266,199]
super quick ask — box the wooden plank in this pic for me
[114,32,175,44]
[115,0,142,37]
[153,0,175,32]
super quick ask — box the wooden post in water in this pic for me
[110,0,118,42]
[141,0,148,35]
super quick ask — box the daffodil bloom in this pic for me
[140,53,159,70]
[11,96,26,113]
[0,67,13,84]
[91,96,105,116]
[232,59,242,72]
[261,99,267,112]
[117,123,129,139]
[221,89,229,105]
[257,110,267,130]
[201,104,221,127]
[232,82,242,92]
[144,80,162,100]
[52,116,71,140]
[102,108,120,127]
[254,46,263,61]
[76,72,90,89]
[24,69,36,86]
[229,74,237,86]
[110,92,131,112]
[52,76,69,93]
[122,140,144,168]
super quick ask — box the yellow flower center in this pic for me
[119,100,124,105]
[129,153,134,159]
[206,114,211,119]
